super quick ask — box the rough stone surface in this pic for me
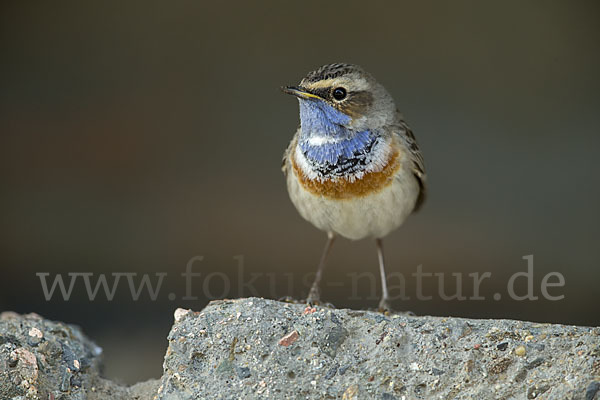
[0,311,159,400]
[157,298,600,400]
[1,299,599,399]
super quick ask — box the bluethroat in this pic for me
[281,63,426,311]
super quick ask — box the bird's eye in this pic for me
[332,87,347,101]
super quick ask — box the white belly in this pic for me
[286,162,419,240]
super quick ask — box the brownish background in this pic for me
[1,1,599,384]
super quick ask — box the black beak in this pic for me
[280,86,321,100]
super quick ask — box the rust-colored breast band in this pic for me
[291,151,401,200]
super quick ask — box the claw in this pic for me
[278,296,297,303]
[378,298,393,313]
[306,286,321,306]
[306,297,321,307]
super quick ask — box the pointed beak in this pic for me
[281,86,322,100]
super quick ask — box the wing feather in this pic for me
[395,114,427,212]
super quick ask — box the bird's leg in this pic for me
[306,232,335,305]
[376,238,393,312]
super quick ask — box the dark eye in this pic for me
[332,87,347,101]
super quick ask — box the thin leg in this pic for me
[306,232,335,305]
[376,238,392,311]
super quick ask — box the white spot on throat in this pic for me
[294,136,394,183]
[306,135,343,146]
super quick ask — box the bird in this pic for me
[281,63,426,311]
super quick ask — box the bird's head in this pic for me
[282,63,397,136]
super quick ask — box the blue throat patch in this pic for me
[298,99,377,168]
[299,97,351,136]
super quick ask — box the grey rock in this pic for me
[324,364,338,379]
[157,298,600,400]
[496,342,509,351]
[587,381,600,400]
[236,366,251,379]
[1,298,599,399]
[0,311,159,400]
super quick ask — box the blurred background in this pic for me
[1,1,599,385]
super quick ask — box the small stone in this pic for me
[515,346,527,357]
[330,313,341,325]
[489,358,513,374]
[414,383,427,396]
[527,384,551,399]
[497,342,508,351]
[586,381,600,400]
[278,330,299,347]
[302,306,317,315]
[514,368,528,383]
[235,366,251,379]
[60,368,72,392]
[324,365,338,379]
[321,325,348,357]
[525,358,544,370]
[216,360,233,374]
[465,359,474,373]
[342,384,359,400]
[8,350,18,367]
[174,308,190,323]
[28,327,43,339]
[593,359,600,375]
[71,374,82,388]
[15,348,38,380]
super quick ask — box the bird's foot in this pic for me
[306,286,321,306]
[278,296,301,304]
[378,297,394,314]
[378,298,416,316]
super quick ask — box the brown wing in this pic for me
[396,116,427,212]
[282,127,300,177]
